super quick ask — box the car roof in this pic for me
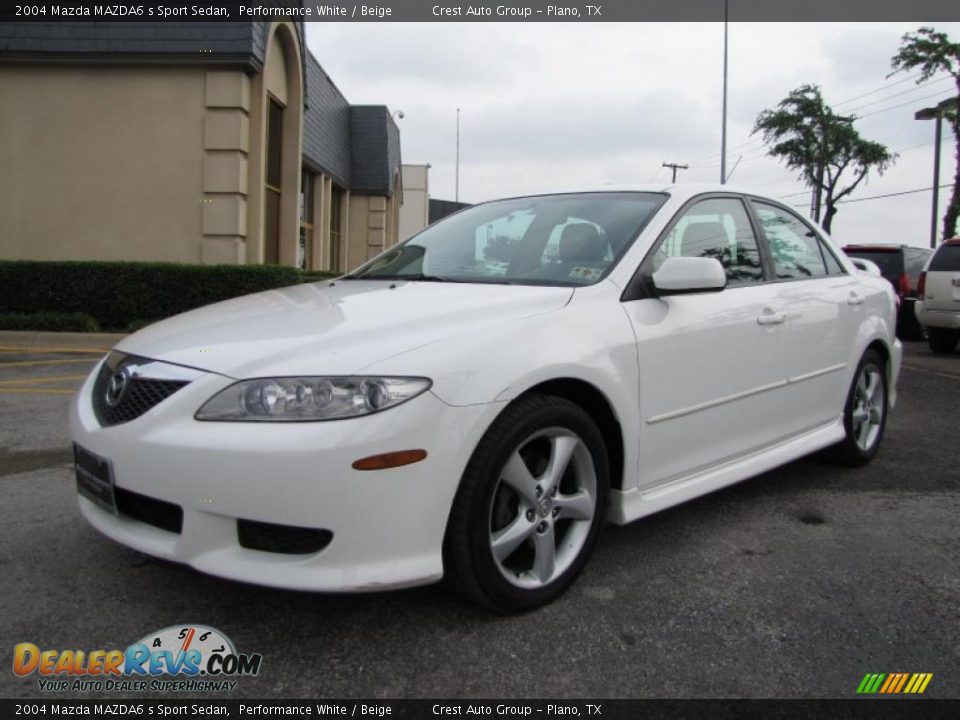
[479,183,785,204]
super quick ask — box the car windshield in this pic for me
[347,192,667,286]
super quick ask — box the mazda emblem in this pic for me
[105,369,130,407]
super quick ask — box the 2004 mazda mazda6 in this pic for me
[71,185,901,612]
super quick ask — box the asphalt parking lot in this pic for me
[0,336,957,699]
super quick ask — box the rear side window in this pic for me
[822,244,846,275]
[753,202,829,280]
[929,244,960,271]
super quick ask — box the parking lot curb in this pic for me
[0,330,126,350]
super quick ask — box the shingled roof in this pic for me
[0,22,269,68]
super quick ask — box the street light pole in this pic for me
[916,98,956,248]
[930,113,943,249]
[455,108,461,203]
[720,0,729,185]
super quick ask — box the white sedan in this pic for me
[70,185,901,612]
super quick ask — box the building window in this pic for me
[264,96,284,264]
[329,185,344,272]
[299,170,314,270]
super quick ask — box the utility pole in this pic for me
[662,162,689,183]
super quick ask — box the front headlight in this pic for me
[195,376,432,422]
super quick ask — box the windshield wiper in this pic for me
[342,273,450,282]
[343,274,513,285]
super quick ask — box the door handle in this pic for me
[756,311,786,326]
[847,293,865,306]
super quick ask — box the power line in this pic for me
[835,183,954,205]
[834,70,926,107]
[682,72,947,169]
[789,183,954,209]
[859,88,958,120]
[843,77,952,114]
[774,140,940,200]
[683,136,765,166]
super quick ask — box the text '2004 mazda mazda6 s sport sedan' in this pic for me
[70,185,901,612]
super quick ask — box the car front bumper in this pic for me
[915,301,960,330]
[70,360,503,592]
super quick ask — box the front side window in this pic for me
[753,201,830,280]
[650,197,764,286]
[348,192,666,286]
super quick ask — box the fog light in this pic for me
[352,449,428,471]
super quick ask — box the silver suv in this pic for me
[915,239,960,353]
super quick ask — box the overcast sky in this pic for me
[306,22,960,246]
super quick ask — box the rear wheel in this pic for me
[443,394,609,613]
[827,349,888,466]
[927,327,958,354]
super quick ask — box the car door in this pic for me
[749,200,859,432]
[621,195,793,489]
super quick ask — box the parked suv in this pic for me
[915,238,960,354]
[843,244,932,340]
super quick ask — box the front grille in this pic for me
[237,519,333,555]
[115,487,183,534]
[93,358,188,427]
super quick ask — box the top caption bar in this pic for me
[3,0,960,22]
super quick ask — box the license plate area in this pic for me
[74,444,117,515]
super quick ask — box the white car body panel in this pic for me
[117,281,573,379]
[69,184,902,591]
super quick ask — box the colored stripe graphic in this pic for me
[857,672,932,694]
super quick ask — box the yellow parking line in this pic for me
[0,387,75,395]
[0,374,87,385]
[0,359,99,369]
[0,345,108,354]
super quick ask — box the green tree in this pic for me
[753,85,896,233]
[891,26,960,241]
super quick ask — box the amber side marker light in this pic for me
[352,449,428,471]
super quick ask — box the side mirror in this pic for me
[650,256,727,296]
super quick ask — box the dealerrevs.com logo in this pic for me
[13,625,262,693]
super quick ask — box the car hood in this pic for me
[116,280,574,378]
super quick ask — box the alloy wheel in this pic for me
[851,363,885,452]
[488,427,597,589]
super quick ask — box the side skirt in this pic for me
[606,416,845,526]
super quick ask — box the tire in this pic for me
[443,394,610,613]
[897,300,925,341]
[927,327,959,354]
[826,349,888,467]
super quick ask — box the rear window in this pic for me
[929,244,960,272]
[904,248,932,282]
[843,249,902,282]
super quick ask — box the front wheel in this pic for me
[827,349,888,466]
[443,394,609,613]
